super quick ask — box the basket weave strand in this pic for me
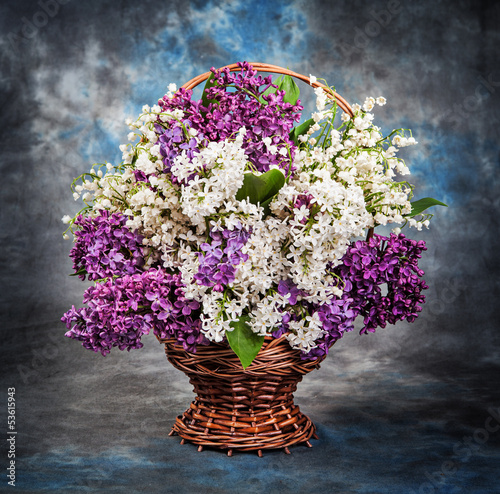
[161,336,332,456]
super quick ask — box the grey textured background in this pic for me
[0,0,499,493]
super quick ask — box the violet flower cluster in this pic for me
[159,62,302,175]
[155,120,206,182]
[194,226,250,292]
[334,233,428,334]
[69,210,145,281]
[62,268,207,355]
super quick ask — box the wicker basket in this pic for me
[160,63,352,456]
[160,335,335,456]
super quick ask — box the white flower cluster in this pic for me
[171,132,247,229]
[65,84,425,353]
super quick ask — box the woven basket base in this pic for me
[168,388,319,456]
[161,336,330,456]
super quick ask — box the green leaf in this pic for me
[278,75,300,106]
[260,193,279,213]
[235,168,286,216]
[226,315,265,369]
[409,197,448,217]
[70,267,87,277]
[201,72,219,109]
[289,118,315,145]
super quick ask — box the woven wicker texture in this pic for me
[161,336,333,456]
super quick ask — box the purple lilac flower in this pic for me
[133,170,149,183]
[70,210,145,281]
[275,279,359,359]
[62,268,208,355]
[273,233,428,361]
[194,225,250,292]
[277,279,303,305]
[334,233,428,335]
[155,120,207,183]
[158,62,302,176]
[305,296,359,360]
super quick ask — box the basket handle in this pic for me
[181,62,354,118]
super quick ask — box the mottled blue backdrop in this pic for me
[1,1,499,493]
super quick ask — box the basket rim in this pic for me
[158,332,334,377]
[180,61,354,117]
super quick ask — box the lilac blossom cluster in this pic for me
[275,233,428,360]
[158,62,302,175]
[155,121,206,182]
[194,226,250,292]
[69,211,145,281]
[62,268,207,355]
[335,233,428,334]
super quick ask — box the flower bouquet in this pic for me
[62,62,445,455]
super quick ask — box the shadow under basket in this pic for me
[159,335,332,457]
